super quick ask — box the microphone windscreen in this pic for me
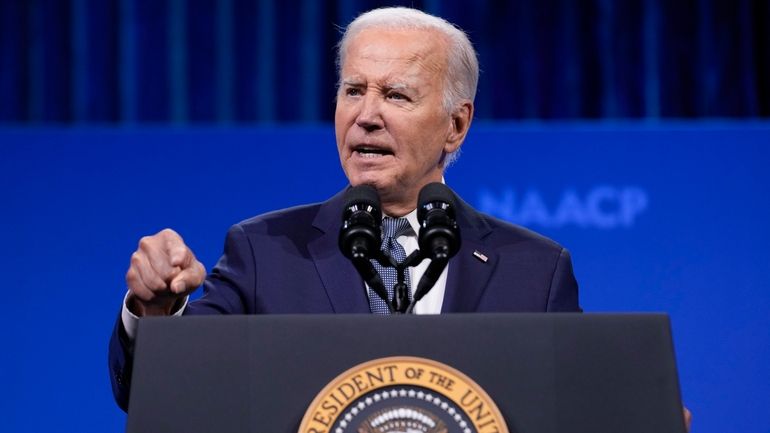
[417,183,456,221]
[343,184,381,216]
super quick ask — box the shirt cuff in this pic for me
[120,292,189,342]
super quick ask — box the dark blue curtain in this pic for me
[0,0,767,124]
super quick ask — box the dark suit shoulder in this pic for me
[235,201,325,235]
[477,211,565,253]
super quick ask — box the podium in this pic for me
[126,313,687,433]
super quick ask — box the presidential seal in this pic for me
[298,356,508,433]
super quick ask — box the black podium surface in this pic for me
[126,313,686,433]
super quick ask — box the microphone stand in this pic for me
[405,257,448,314]
[350,256,393,314]
[372,250,421,314]
[372,249,449,315]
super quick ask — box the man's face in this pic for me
[335,28,463,215]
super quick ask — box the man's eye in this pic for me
[388,92,408,101]
[345,88,362,96]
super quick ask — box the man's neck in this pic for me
[380,202,416,217]
[378,176,446,216]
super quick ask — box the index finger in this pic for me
[158,228,193,268]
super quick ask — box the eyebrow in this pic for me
[340,78,363,87]
[386,82,410,91]
[340,78,413,91]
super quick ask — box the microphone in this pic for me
[339,185,392,312]
[417,183,461,261]
[409,183,461,312]
[339,185,381,260]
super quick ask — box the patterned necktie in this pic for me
[369,217,413,314]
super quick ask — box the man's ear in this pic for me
[445,101,474,154]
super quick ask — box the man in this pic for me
[109,7,580,411]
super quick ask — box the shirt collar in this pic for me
[402,209,419,235]
[383,209,419,236]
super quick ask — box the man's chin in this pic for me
[347,172,390,190]
[347,176,392,195]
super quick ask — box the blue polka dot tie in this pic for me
[369,217,413,314]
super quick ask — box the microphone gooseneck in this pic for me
[339,185,392,313]
[408,183,461,313]
[339,183,463,315]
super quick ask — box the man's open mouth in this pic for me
[354,146,394,158]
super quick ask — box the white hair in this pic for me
[337,7,479,166]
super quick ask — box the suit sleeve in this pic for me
[108,312,134,412]
[185,224,255,315]
[546,248,582,312]
[107,223,256,411]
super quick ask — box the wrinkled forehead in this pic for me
[340,27,449,76]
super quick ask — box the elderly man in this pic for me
[109,7,579,411]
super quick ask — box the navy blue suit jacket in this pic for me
[109,188,579,410]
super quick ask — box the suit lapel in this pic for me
[308,189,371,313]
[441,195,498,313]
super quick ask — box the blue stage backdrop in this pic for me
[1,123,769,433]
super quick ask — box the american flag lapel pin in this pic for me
[472,250,488,263]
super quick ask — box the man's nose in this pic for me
[355,93,384,132]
